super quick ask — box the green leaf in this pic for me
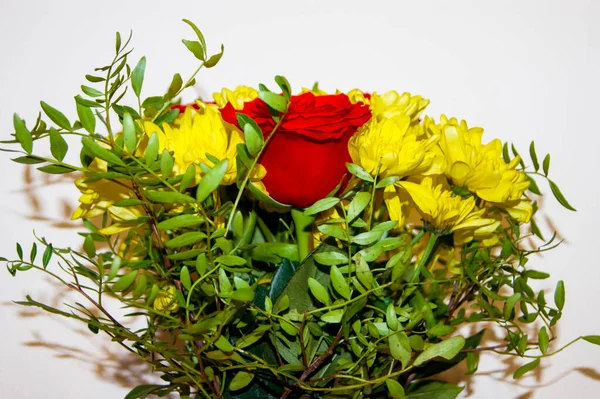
[242,122,263,157]
[167,73,183,99]
[406,381,463,399]
[85,74,105,83]
[232,288,255,302]
[182,19,207,57]
[542,154,550,176]
[308,278,330,306]
[145,132,159,164]
[274,75,292,100]
[180,266,191,290]
[160,150,174,177]
[81,85,103,97]
[386,379,406,399]
[548,180,576,211]
[386,303,399,331]
[317,223,348,241]
[182,39,206,61]
[502,142,511,163]
[352,230,382,246]
[268,258,296,302]
[347,192,371,221]
[525,174,541,195]
[529,141,539,171]
[204,44,225,68]
[216,255,247,267]
[180,164,196,192]
[247,182,292,211]
[11,155,45,164]
[258,91,287,112]
[230,371,255,391]
[389,331,411,368]
[13,114,32,153]
[196,160,228,202]
[165,232,207,248]
[122,113,136,153]
[81,137,125,166]
[330,265,351,300]
[538,326,549,354]
[346,162,374,182]
[582,335,600,346]
[525,270,550,280]
[83,235,96,258]
[49,129,68,161]
[355,256,373,289]
[37,164,76,174]
[157,214,204,230]
[112,270,138,292]
[321,309,344,323]
[513,358,540,379]
[376,175,400,188]
[124,384,167,399]
[76,102,95,134]
[42,244,52,268]
[40,101,71,130]
[304,197,339,215]
[413,336,466,366]
[143,190,195,204]
[131,56,146,98]
[554,280,565,310]
[504,293,521,320]
[313,251,348,266]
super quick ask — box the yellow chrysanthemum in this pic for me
[348,115,442,178]
[72,156,142,226]
[347,90,429,123]
[212,86,258,110]
[399,177,500,245]
[383,185,410,229]
[144,104,265,185]
[153,285,180,314]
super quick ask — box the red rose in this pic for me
[219,92,371,208]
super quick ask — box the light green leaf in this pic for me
[182,39,205,61]
[308,278,330,306]
[216,255,247,267]
[352,230,382,246]
[49,129,68,161]
[346,163,373,182]
[529,141,539,171]
[229,371,254,391]
[386,379,406,399]
[112,270,138,292]
[231,288,254,302]
[157,214,204,230]
[582,335,600,346]
[160,150,174,177]
[504,293,521,320]
[304,197,339,215]
[196,160,228,202]
[347,192,371,221]
[145,132,159,164]
[143,190,195,204]
[321,309,344,323]
[180,164,196,192]
[389,331,411,369]
[274,75,292,100]
[180,266,191,290]
[76,102,95,134]
[258,91,287,112]
[81,137,125,166]
[386,303,399,331]
[13,114,32,154]
[313,251,348,266]
[204,44,225,68]
[131,56,146,98]
[355,256,373,289]
[40,101,71,130]
[317,224,348,241]
[513,358,540,379]
[81,85,103,97]
[242,120,263,157]
[37,164,76,174]
[182,19,207,58]
[165,232,207,248]
[122,113,136,153]
[330,265,351,300]
[413,336,466,366]
[538,326,549,354]
[554,280,565,310]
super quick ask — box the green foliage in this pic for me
[0,20,588,399]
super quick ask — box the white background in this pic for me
[1,0,599,398]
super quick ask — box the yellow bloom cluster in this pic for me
[345,89,534,247]
[144,103,264,185]
[213,86,258,110]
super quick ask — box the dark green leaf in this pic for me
[230,371,255,391]
[167,73,183,99]
[529,141,539,171]
[268,258,296,301]
[124,384,167,399]
[13,114,32,153]
[502,142,510,163]
[12,155,44,165]
[40,101,71,130]
[49,129,68,161]
[204,44,225,68]
[386,379,406,399]
[83,235,96,258]
[582,335,600,346]
[42,244,52,268]
[504,293,521,320]
[85,74,105,83]
[406,381,463,399]
[548,179,576,211]
[37,164,76,174]
[131,56,146,98]
[274,75,292,100]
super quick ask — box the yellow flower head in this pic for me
[212,86,258,110]
[153,285,180,314]
[144,104,263,185]
[347,89,369,104]
[399,177,500,245]
[429,115,530,221]
[348,115,441,178]
[370,91,430,123]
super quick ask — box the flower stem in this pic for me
[291,208,314,262]
[410,232,439,283]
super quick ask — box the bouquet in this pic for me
[3,21,596,399]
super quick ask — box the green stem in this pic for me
[291,208,314,262]
[410,232,439,283]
